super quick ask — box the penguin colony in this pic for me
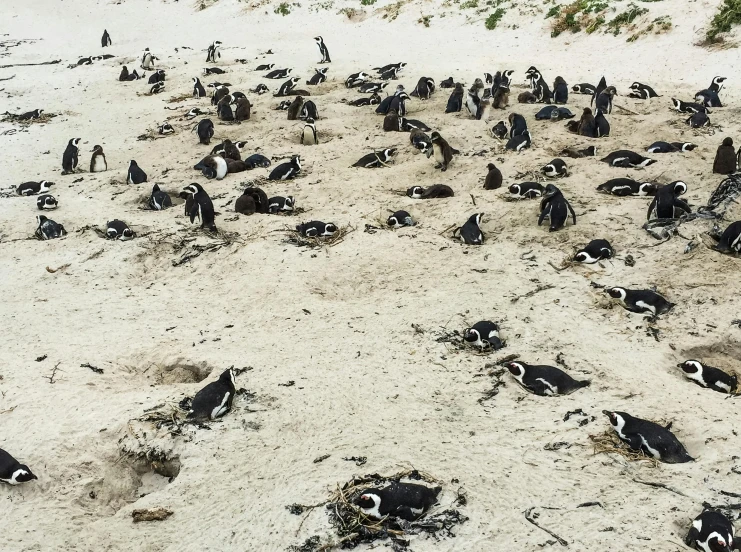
[4,25,741,550]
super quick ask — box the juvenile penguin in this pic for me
[234,97,252,122]
[314,36,331,63]
[429,131,458,171]
[127,160,147,184]
[457,213,484,245]
[296,221,337,237]
[356,482,441,522]
[383,109,401,132]
[406,184,454,199]
[235,187,269,215]
[509,182,544,199]
[268,196,295,214]
[148,183,172,210]
[62,138,80,174]
[193,77,207,98]
[409,128,431,154]
[594,109,610,137]
[101,29,111,47]
[301,117,318,145]
[574,239,613,263]
[464,320,502,350]
[287,96,304,121]
[506,361,590,396]
[17,180,53,196]
[206,41,222,63]
[685,510,738,552]
[601,150,656,168]
[445,83,464,113]
[269,156,301,180]
[677,360,737,394]
[491,84,510,109]
[541,159,567,178]
[538,184,576,231]
[553,76,568,104]
[490,121,508,139]
[595,86,616,113]
[352,148,396,168]
[194,119,215,144]
[605,287,674,316]
[0,449,37,485]
[602,410,693,463]
[596,178,657,197]
[36,194,58,210]
[89,145,107,172]
[713,137,736,174]
[222,139,241,161]
[715,221,741,254]
[182,183,217,231]
[577,108,597,137]
[484,163,502,190]
[106,220,134,240]
[508,113,528,138]
[387,210,414,228]
[647,182,691,220]
[194,155,228,180]
[188,368,236,420]
[35,215,66,240]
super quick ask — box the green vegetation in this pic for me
[460,0,478,8]
[360,0,376,5]
[550,0,609,37]
[274,1,291,14]
[546,5,561,18]
[606,3,648,35]
[338,6,358,17]
[485,7,506,29]
[706,0,741,43]
[585,15,604,33]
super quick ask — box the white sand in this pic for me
[1,0,740,550]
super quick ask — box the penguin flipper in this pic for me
[566,200,577,225]
[675,198,692,214]
[393,506,420,522]
[683,526,698,546]
[189,202,200,223]
[646,197,657,220]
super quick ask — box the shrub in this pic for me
[485,8,506,29]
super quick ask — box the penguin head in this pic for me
[183,183,202,195]
[671,98,682,110]
[356,491,382,515]
[430,131,442,143]
[463,328,480,344]
[506,362,525,378]
[407,186,424,199]
[291,156,302,169]
[384,148,397,159]
[708,536,731,552]
[235,141,248,150]
[487,163,497,172]
[722,137,733,147]
[284,196,295,209]
[314,36,322,42]
[584,145,597,156]
[503,70,514,79]
[11,465,37,484]
[604,86,617,96]
[678,360,703,375]
[508,184,521,196]
[605,287,626,301]
[681,143,697,151]
[468,213,483,226]
[90,145,103,153]
[602,410,625,429]
[543,184,560,198]
[484,72,493,84]
[305,117,315,125]
[121,228,135,240]
[573,251,589,263]
[218,368,236,388]
[324,223,338,235]
[630,82,641,91]
[213,41,222,47]
[36,215,48,226]
[106,227,118,239]
[39,180,54,189]
[671,180,688,196]
[70,138,81,147]
[387,215,399,228]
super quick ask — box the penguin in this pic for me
[713,137,736,174]
[255,63,275,71]
[577,108,597,137]
[400,117,431,132]
[535,105,573,120]
[206,41,222,63]
[149,82,165,95]
[35,215,66,240]
[602,410,693,463]
[517,91,537,103]
[194,155,228,180]
[379,66,400,81]
[505,130,531,152]
[16,109,43,121]
[509,113,528,138]
[193,77,207,98]
[506,361,590,396]
[36,194,58,210]
[203,67,226,75]
[275,77,300,97]
[383,109,401,132]
[715,221,741,254]
[491,84,509,109]
[101,29,111,47]
[464,320,502,350]
[490,121,508,139]
[226,160,248,174]
[591,76,607,107]
[287,96,304,121]
[185,107,206,120]
[375,85,404,115]
[276,100,293,110]
[709,76,727,93]
[685,510,738,552]
[541,159,567,178]
[252,83,269,95]
[141,49,156,70]
[348,94,381,107]
[148,70,166,84]
[387,210,414,228]
[600,150,656,168]
[345,71,368,88]
[158,122,174,135]
[439,77,454,88]
[572,83,595,95]
[373,62,406,74]
[695,89,722,108]
[182,183,216,231]
[62,138,80,174]
[629,82,659,99]
[268,156,301,180]
[412,77,435,100]
[647,141,696,153]
[314,36,331,63]
[509,182,544,199]
[445,83,464,113]
[234,187,269,215]
[299,100,318,120]
[356,482,441,522]
[647,182,691,219]
[244,153,271,168]
[122,68,139,81]
[0,449,37,485]
[148,183,172,210]
[106,219,134,240]
[352,148,396,168]
[677,360,737,394]
[17,180,53,196]
[307,67,328,85]
[301,117,318,145]
[671,98,709,114]
[484,163,502,190]
[127,160,147,184]
[574,239,613,263]
[596,178,657,197]
[465,90,483,120]
[296,221,337,237]
[456,213,484,245]
[187,368,235,420]
[222,139,241,161]
[406,184,454,199]
[560,145,598,158]
[194,119,215,145]
[268,196,295,214]
[265,68,291,79]
[539,184,576,232]
[553,76,568,104]
[89,145,107,172]
[359,82,387,94]
[604,287,674,316]
[687,112,710,128]
[217,102,234,121]
[212,86,231,105]
[594,109,610,137]
[386,91,409,117]
[429,131,458,171]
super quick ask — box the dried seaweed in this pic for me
[1,111,58,125]
[589,430,660,467]
[284,224,354,249]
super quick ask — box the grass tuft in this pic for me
[485,7,506,29]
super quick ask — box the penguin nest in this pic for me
[589,430,660,467]
[435,327,506,356]
[284,224,355,249]
[1,112,57,125]
[288,469,468,552]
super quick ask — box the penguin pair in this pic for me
[464,320,502,350]
[455,213,484,245]
[576,108,609,137]
[603,410,693,463]
[148,70,165,85]
[677,360,737,394]
[188,368,236,420]
[35,215,66,240]
[647,181,690,220]
[356,482,440,521]
[106,220,134,240]
[506,361,590,396]
[605,287,674,316]
[538,185,576,232]
[182,183,217,232]
[387,210,414,228]
[206,41,221,63]
[235,187,269,215]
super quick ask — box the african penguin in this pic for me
[356,482,441,522]
[106,220,134,240]
[541,158,567,178]
[602,410,694,463]
[127,160,147,184]
[538,184,576,232]
[182,183,217,231]
[265,68,291,79]
[457,213,484,245]
[296,221,337,237]
[268,196,295,214]
[484,163,502,190]
[148,183,172,210]
[0,448,37,485]
[677,360,737,394]
[17,180,53,196]
[193,155,228,180]
[508,182,543,199]
[193,77,207,98]
[188,368,236,420]
[206,41,222,63]
[600,150,656,168]
[314,36,331,63]
[464,320,502,350]
[406,184,454,199]
[89,145,107,172]
[715,221,741,254]
[685,509,738,552]
[234,187,269,215]
[647,182,691,220]
[506,361,590,396]
[307,67,328,85]
[596,178,657,197]
[713,138,736,174]
[36,194,58,210]
[574,239,613,264]
[604,287,674,316]
[194,119,215,145]
[429,131,458,171]
[352,148,396,168]
[101,29,111,47]
[647,141,696,153]
[572,83,595,95]
[268,156,301,180]
[35,215,66,240]
[62,138,80,174]
[387,210,414,228]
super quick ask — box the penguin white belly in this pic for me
[215,157,228,180]
[536,378,557,395]
[92,156,107,172]
[302,127,316,145]
[210,391,231,420]
[715,381,731,392]
[635,300,655,314]
[638,434,661,459]
[433,145,444,165]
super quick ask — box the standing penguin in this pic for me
[182,183,217,231]
[101,29,111,47]
[484,163,502,190]
[314,36,331,63]
[62,138,81,175]
[194,119,215,145]
[465,88,483,120]
[713,137,736,174]
[0,448,37,485]
[553,76,568,104]
[457,213,484,245]
[595,86,616,114]
[141,48,156,70]
[234,97,252,121]
[206,41,222,63]
[187,368,236,420]
[538,184,576,231]
[193,77,207,98]
[602,410,693,463]
[301,117,318,145]
[89,145,107,172]
[429,131,458,171]
[445,83,464,113]
[127,160,147,184]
